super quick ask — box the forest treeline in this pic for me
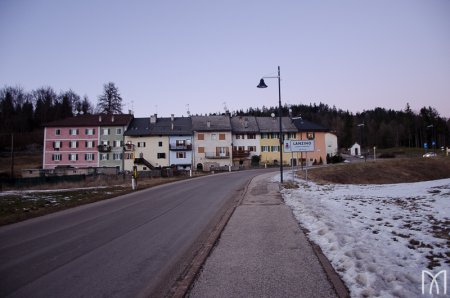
[233,102,449,150]
[1,85,449,151]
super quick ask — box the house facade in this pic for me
[256,117,299,165]
[43,114,132,170]
[191,115,233,171]
[123,115,193,172]
[230,116,260,168]
[292,118,329,165]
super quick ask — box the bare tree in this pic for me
[96,82,123,114]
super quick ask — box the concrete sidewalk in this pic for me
[188,172,342,298]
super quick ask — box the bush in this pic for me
[378,153,396,158]
[328,154,344,164]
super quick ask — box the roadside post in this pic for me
[132,165,138,190]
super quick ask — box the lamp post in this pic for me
[257,66,284,183]
[427,124,435,151]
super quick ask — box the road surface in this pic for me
[0,169,270,297]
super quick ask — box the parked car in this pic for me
[423,152,437,158]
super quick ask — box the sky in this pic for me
[1,0,449,118]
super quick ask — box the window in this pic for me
[158,141,163,147]
[216,147,229,156]
[157,153,166,159]
[114,140,122,148]
[198,133,204,140]
[85,141,95,148]
[69,153,78,161]
[100,153,109,161]
[116,128,122,135]
[288,133,297,139]
[271,146,280,152]
[272,133,279,139]
[176,139,186,146]
[248,146,256,152]
[125,153,134,160]
[69,141,78,148]
[85,128,95,135]
[219,133,225,140]
[102,140,110,146]
[55,129,61,136]
[137,142,146,148]
[261,133,268,139]
[69,129,79,135]
[113,153,122,160]
[211,134,217,140]
[85,153,95,161]
[102,128,110,135]
[307,132,315,140]
[236,134,243,139]
[176,152,186,158]
[198,147,205,153]
[247,134,256,139]
[52,154,62,161]
[53,141,62,150]
[261,146,269,152]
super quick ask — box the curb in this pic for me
[169,175,254,298]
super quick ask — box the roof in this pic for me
[230,116,259,133]
[191,115,231,132]
[44,114,133,127]
[292,118,329,132]
[124,116,193,136]
[255,117,298,133]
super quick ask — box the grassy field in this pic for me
[297,156,450,184]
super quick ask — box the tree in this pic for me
[96,82,123,114]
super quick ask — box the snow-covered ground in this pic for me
[281,177,450,298]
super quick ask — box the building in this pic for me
[123,115,193,172]
[43,114,132,170]
[350,142,361,156]
[230,116,260,168]
[292,118,329,165]
[256,116,298,165]
[191,115,233,171]
[325,132,338,157]
[97,114,134,170]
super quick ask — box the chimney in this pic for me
[99,115,102,122]
[150,114,157,124]
[111,115,115,122]
[244,120,248,128]
[207,121,211,128]
[171,114,174,122]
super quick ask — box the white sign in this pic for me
[284,140,315,152]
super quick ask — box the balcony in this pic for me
[124,143,135,151]
[97,145,112,152]
[205,152,230,159]
[169,144,192,151]
[233,150,251,158]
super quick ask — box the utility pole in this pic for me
[10,133,14,178]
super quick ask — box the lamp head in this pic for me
[257,79,268,88]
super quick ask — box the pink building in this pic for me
[43,114,133,170]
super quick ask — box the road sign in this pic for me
[284,140,315,152]
[424,143,428,149]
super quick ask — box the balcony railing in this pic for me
[205,152,230,159]
[97,145,112,152]
[124,143,135,151]
[169,144,192,151]
[232,150,251,158]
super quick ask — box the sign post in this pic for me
[284,140,315,182]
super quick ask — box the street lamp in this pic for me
[257,66,284,182]
[357,123,365,160]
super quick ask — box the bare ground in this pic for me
[297,157,450,184]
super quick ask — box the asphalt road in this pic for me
[0,169,270,297]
